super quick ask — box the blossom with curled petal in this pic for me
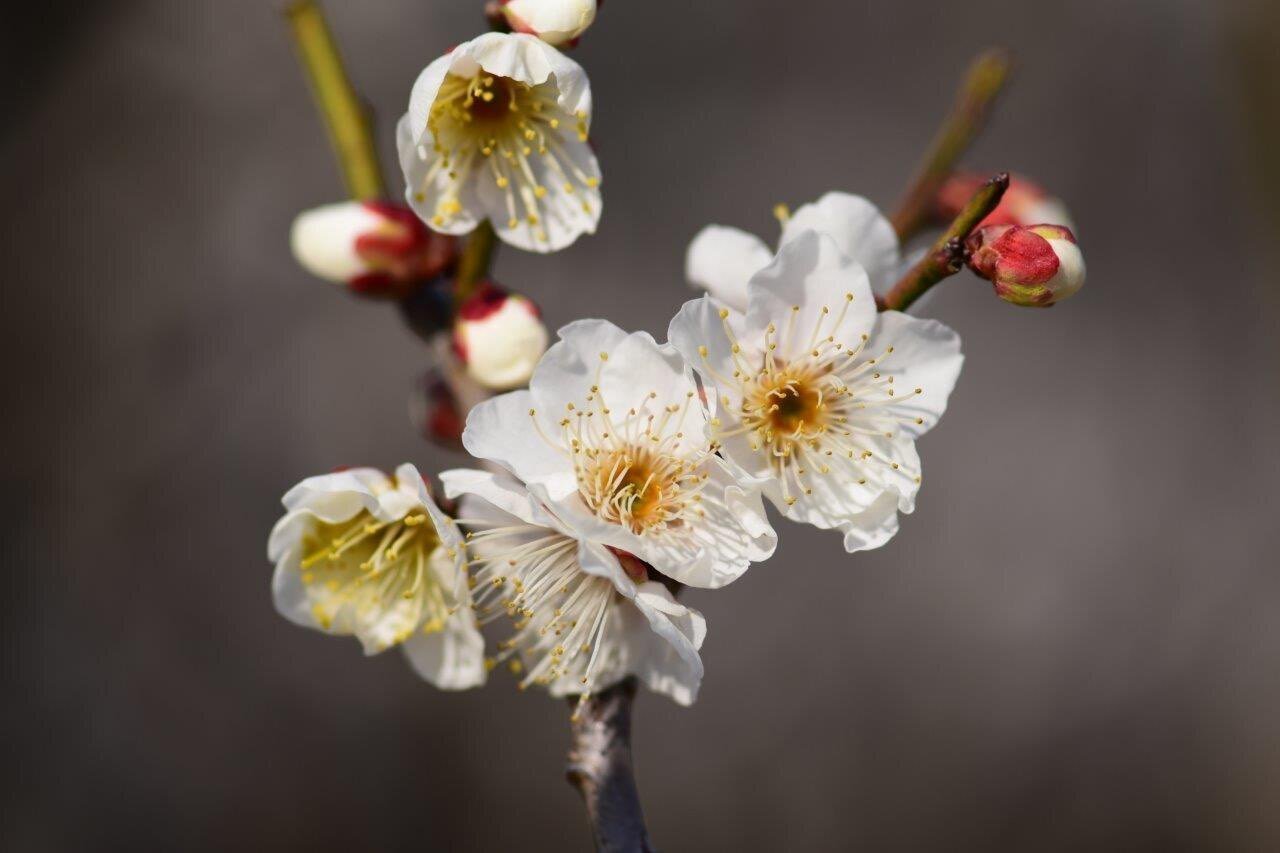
[686,192,903,312]
[268,464,485,689]
[462,318,777,590]
[443,468,705,709]
[669,230,964,553]
[397,32,601,253]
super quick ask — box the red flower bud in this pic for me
[938,172,1074,231]
[966,224,1085,307]
[290,201,458,299]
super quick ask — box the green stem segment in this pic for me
[889,49,1013,242]
[880,173,1009,313]
[284,0,386,200]
[454,221,498,306]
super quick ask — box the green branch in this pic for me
[889,49,1013,242]
[284,0,386,200]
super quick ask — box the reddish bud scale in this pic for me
[351,202,458,298]
[938,172,1070,230]
[606,546,652,583]
[966,224,1084,308]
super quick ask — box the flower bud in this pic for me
[966,224,1085,307]
[452,283,549,390]
[938,172,1074,230]
[410,369,464,449]
[501,0,597,47]
[290,201,457,298]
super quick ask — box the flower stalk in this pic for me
[455,221,499,307]
[880,172,1010,312]
[566,678,655,853]
[889,49,1013,241]
[284,0,386,200]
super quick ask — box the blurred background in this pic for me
[5,0,1279,849]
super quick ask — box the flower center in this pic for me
[699,300,926,506]
[417,71,597,244]
[579,445,692,534]
[298,508,448,645]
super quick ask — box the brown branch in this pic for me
[566,678,655,853]
[889,49,1013,242]
[880,173,1009,312]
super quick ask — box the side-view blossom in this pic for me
[966,223,1086,307]
[686,192,903,312]
[462,318,777,590]
[398,32,602,253]
[670,230,964,553]
[268,463,485,689]
[453,282,549,390]
[501,0,598,47]
[290,200,456,298]
[443,468,706,709]
[937,171,1075,231]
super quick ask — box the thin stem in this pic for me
[566,678,654,853]
[889,49,1013,242]
[284,0,386,200]
[880,173,1009,312]
[454,221,498,306]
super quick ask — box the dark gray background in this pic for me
[5,0,1279,850]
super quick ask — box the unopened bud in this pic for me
[501,0,597,47]
[410,369,464,449]
[290,201,457,298]
[452,283,549,390]
[966,224,1085,307]
[938,172,1074,231]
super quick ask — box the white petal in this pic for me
[462,388,577,499]
[865,311,964,440]
[440,468,543,527]
[685,225,772,313]
[576,538,638,598]
[838,489,903,552]
[402,609,487,690]
[396,114,483,237]
[277,467,389,524]
[667,295,748,414]
[781,193,902,294]
[625,582,707,705]
[406,52,455,146]
[745,230,878,361]
[481,133,601,253]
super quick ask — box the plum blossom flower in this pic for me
[442,468,706,708]
[501,0,598,47]
[669,230,964,552]
[686,192,903,312]
[452,282,549,390]
[289,201,457,298]
[268,463,485,689]
[462,318,777,589]
[397,32,601,253]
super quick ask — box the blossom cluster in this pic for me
[273,6,1084,714]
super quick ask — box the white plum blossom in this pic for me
[442,468,706,708]
[462,318,777,590]
[502,0,598,47]
[686,192,904,312]
[397,32,601,253]
[669,230,964,552]
[268,464,485,689]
